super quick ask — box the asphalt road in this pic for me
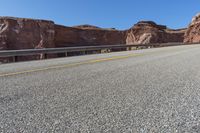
[1,44,200,132]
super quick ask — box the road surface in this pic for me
[1,44,200,132]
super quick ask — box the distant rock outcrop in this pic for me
[126,21,185,44]
[72,24,101,29]
[184,13,200,43]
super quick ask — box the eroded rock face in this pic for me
[184,13,200,43]
[126,21,185,44]
[55,24,126,47]
[0,17,56,62]
[0,17,186,63]
[55,21,185,47]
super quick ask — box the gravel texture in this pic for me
[1,45,200,132]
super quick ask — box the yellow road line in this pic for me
[1,45,195,78]
[0,53,141,77]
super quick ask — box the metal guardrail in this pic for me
[0,43,187,58]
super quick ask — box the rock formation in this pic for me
[55,24,126,47]
[0,16,187,62]
[0,17,56,62]
[184,13,200,43]
[126,21,185,44]
[55,21,185,47]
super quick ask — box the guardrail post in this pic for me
[12,56,17,62]
[43,54,46,59]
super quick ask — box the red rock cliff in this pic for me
[0,17,187,62]
[184,13,200,43]
[54,24,126,47]
[126,21,185,44]
[0,17,55,62]
[55,21,185,47]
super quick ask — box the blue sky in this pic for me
[0,0,199,30]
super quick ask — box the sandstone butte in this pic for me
[0,13,200,62]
